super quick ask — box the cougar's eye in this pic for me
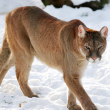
[98,45,102,50]
[85,46,90,50]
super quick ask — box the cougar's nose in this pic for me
[92,57,97,60]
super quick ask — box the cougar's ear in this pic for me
[100,26,108,38]
[78,25,86,38]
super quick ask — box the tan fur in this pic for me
[0,6,108,110]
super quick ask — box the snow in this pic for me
[0,1,110,110]
[0,0,45,14]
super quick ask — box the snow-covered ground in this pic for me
[0,1,110,110]
[0,0,45,14]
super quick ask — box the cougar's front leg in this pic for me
[67,89,82,110]
[64,73,98,110]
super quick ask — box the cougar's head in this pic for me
[78,25,108,63]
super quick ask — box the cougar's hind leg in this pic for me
[5,11,39,97]
[14,50,39,98]
[0,54,15,85]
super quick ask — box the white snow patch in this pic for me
[0,0,45,14]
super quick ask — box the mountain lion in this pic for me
[0,6,108,110]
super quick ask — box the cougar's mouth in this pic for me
[89,57,100,63]
[86,56,101,63]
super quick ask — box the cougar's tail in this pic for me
[0,33,11,73]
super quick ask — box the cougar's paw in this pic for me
[69,105,82,110]
[91,105,98,110]
[32,94,40,98]
[85,104,98,110]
